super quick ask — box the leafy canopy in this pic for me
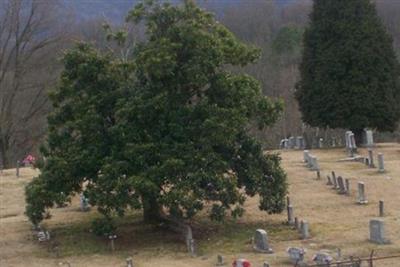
[296,0,400,134]
[25,0,286,231]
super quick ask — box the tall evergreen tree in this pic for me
[296,0,400,142]
[25,0,286,231]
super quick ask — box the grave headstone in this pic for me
[332,173,338,190]
[287,205,294,225]
[262,262,270,267]
[37,230,51,242]
[365,129,374,147]
[80,193,89,212]
[294,217,299,230]
[336,176,346,194]
[312,252,333,265]
[287,247,306,264]
[310,156,320,171]
[345,178,350,196]
[186,225,196,256]
[369,219,389,244]
[109,234,117,251]
[379,200,384,217]
[297,136,304,150]
[300,221,310,239]
[253,229,273,253]
[289,136,296,149]
[303,150,309,163]
[368,149,375,168]
[326,175,333,186]
[216,254,226,266]
[357,182,368,204]
[16,160,20,177]
[318,138,323,149]
[378,153,385,173]
[126,257,133,267]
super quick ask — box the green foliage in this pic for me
[91,217,116,236]
[25,0,286,229]
[296,0,400,133]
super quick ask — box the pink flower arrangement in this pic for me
[23,155,36,165]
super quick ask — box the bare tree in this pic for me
[0,0,64,168]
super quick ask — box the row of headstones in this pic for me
[345,130,357,157]
[279,136,305,150]
[365,149,385,173]
[302,151,391,248]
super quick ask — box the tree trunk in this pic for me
[141,194,163,223]
[0,138,9,169]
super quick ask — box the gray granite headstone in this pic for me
[326,175,333,186]
[337,176,346,194]
[216,254,225,266]
[357,182,368,204]
[368,149,375,168]
[16,160,20,177]
[80,193,89,211]
[312,251,333,265]
[365,129,374,147]
[287,205,294,225]
[369,219,389,244]
[379,200,384,217]
[300,221,310,239]
[378,153,385,173]
[345,178,350,196]
[287,247,306,264]
[253,229,273,253]
[303,150,309,163]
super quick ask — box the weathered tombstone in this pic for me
[297,136,304,150]
[37,230,51,242]
[294,217,299,230]
[357,182,368,204]
[287,247,306,264]
[262,262,270,267]
[369,219,389,244]
[303,150,309,163]
[368,149,375,168]
[326,175,333,186]
[287,205,294,225]
[377,153,385,173]
[126,257,133,267]
[345,178,350,196]
[312,251,333,265]
[253,229,273,253]
[283,139,289,149]
[109,234,117,251]
[310,156,320,171]
[300,221,310,239]
[365,129,374,147]
[379,200,384,217]
[216,254,226,266]
[336,176,346,194]
[16,160,20,177]
[185,225,196,256]
[80,193,89,212]
[318,138,323,149]
[289,136,296,149]
[332,173,338,190]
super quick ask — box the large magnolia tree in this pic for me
[25,0,287,232]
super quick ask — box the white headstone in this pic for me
[253,229,273,253]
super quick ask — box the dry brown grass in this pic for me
[0,143,399,266]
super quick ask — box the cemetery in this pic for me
[1,0,400,266]
[1,140,399,266]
